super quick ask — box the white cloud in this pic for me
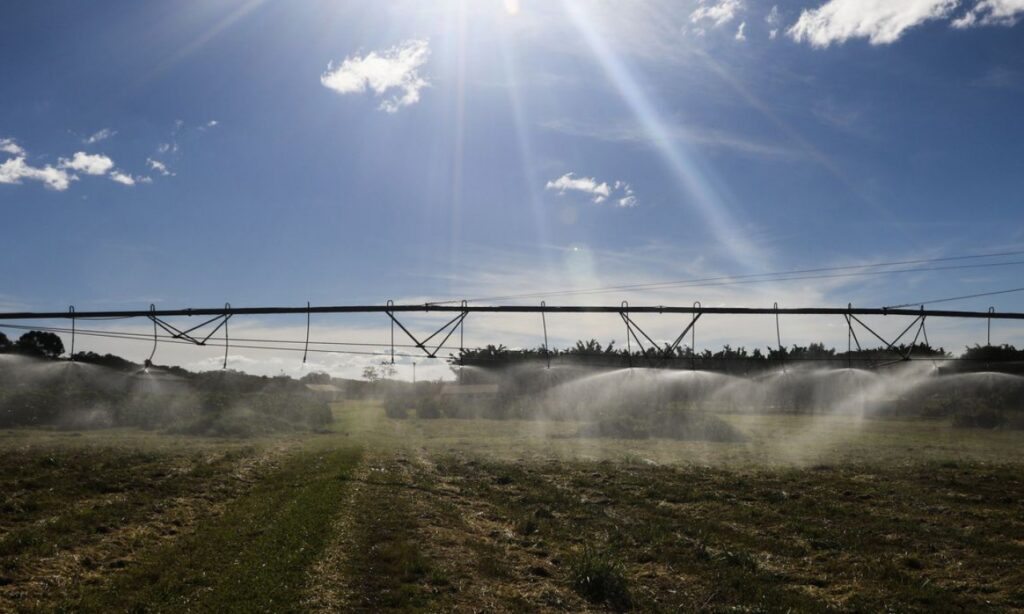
[546,173,612,203]
[0,138,26,157]
[0,156,75,191]
[320,39,430,113]
[147,158,173,176]
[0,142,142,192]
[690,0,743,27]
[109,171,136,186]
[83,128,115,144]
[59,151,115,176]
[953,0,1024,26]
[546,173,637,207]
[198,119,219,131]
[789,0,958,47]
[735,21,748,39]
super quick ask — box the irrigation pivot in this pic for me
[1,303,1023,320]
[0,302,1019,367]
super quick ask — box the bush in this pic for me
[416,399,442,419]
[383,401,408,419]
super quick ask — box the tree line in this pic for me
[452,339,1024,375]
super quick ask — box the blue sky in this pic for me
[2,0,1024,377]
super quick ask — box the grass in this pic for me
[568,547,632,611]
[2,400,1024,611]
[0,435,274,609]
[435,454,1024,611]
[341,461,439,612]
[63,444,362,612]
[330,400,1024,466]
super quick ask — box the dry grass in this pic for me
[2,401,1023,611]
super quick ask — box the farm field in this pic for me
[2,402,1024,612]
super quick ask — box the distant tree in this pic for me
[379,362,397,379]
[300,371,331,385]
[362,365,380,382]
[0,331,10,353]
[71,351,138,371]
[16,331,64,359]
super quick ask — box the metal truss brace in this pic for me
[385,307,469,359]
[846,309,928,368]
[143,303,232,368]
[147,310,232,347]
[619,306,703,368]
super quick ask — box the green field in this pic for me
[2,403,1024,612]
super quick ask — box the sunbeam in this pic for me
[560,0,764,271]
[496,15,554,274]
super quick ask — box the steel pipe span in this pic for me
[0,304,1022,320]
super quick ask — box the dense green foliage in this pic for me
[453,339,1024,373]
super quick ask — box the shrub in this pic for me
[415,397,442,419]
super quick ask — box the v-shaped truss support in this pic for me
[620,301,702,368]
[146,303,232,369]
[385,300,468,362]
[844,305,929,368]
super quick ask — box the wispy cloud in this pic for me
[972,66,1024,89]
[812,97,864,130]
[83,128,116,144]
[546,173,636,207]
[614,181,638,208]
[147,158,173,176]
[766,5,781,39]
[690,0,743,28]
[953,0,1024,27]
[320,39,430,113]
[147,118,218,177]
[0,138,26,156]
[735,21,748,40]
[542,119,801,159]
[789,0,958,47]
